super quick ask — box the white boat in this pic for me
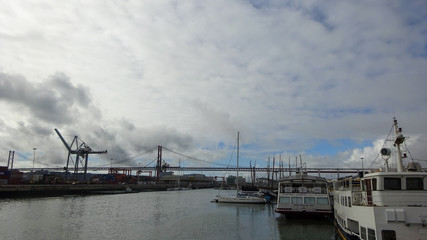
[275,164,333,218]
[334,118,427,240]
[217,132,266,204]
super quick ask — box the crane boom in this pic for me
[54,128,72,152]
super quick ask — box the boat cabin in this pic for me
[335,171,427,207]
[275,173,333,217]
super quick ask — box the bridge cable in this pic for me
[162,147,231,167]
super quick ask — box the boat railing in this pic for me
[280,186,328,194]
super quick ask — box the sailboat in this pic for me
[217,132,267,204]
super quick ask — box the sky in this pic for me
[1,0,427,174]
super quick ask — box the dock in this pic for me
[0,182,218,197]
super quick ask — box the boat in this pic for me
[217,132,266,204]
[275,162,333,218]
[334,118,427,240]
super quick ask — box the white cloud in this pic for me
[0,0,426,171]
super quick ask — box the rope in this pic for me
[403,141,416,162]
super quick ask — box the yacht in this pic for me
[334,118,427,240]
[217,132,266,204]
[275,165,333,217]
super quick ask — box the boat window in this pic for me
[372,178,377,191]
[362,180,367,191]
[362,178,377,191]
[368,228,376,240]
[348,218,359,234]
[279,196,290,204]
[291,197,303,205]
[406,177,423,190]
[315,184,326,194]
[304,197,315,205]
[293,183,302,189]
[384,178,401,190]
[317,197,329,205]
[348,196,351,207]
[361,227,367,240]
[381,230,396,240]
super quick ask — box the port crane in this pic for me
[54,129,107,181]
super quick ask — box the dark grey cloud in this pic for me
[69,121,196,167]
[0,72,92,125]
[0,72,191,167]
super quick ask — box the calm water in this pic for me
[0,189,334,240]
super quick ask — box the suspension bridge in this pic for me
[8,145,367,179]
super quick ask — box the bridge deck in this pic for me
[16,166,367,174]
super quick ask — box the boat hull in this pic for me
[275,208,333,218]
[335,219,360,240]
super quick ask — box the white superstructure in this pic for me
[334,118,427,240]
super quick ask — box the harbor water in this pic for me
[0,189,334,239]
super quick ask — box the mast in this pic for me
[272,156,276,189]
[393,118,405,172]
[236,131,240,192]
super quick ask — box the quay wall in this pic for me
[0,182,219,197]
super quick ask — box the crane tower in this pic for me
[54,129,107,181]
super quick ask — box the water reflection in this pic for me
[213,203,280,239]
[276,215,335,240]
[0,189,335,240]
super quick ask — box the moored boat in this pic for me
[334,118,427,240]
[216,132,266,204]
[275,166,333,218]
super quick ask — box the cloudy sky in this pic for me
[1,0,426,173]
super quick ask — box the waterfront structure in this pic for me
[334,118,427,240]
[162,174,216,190]
[275,168,333,217]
